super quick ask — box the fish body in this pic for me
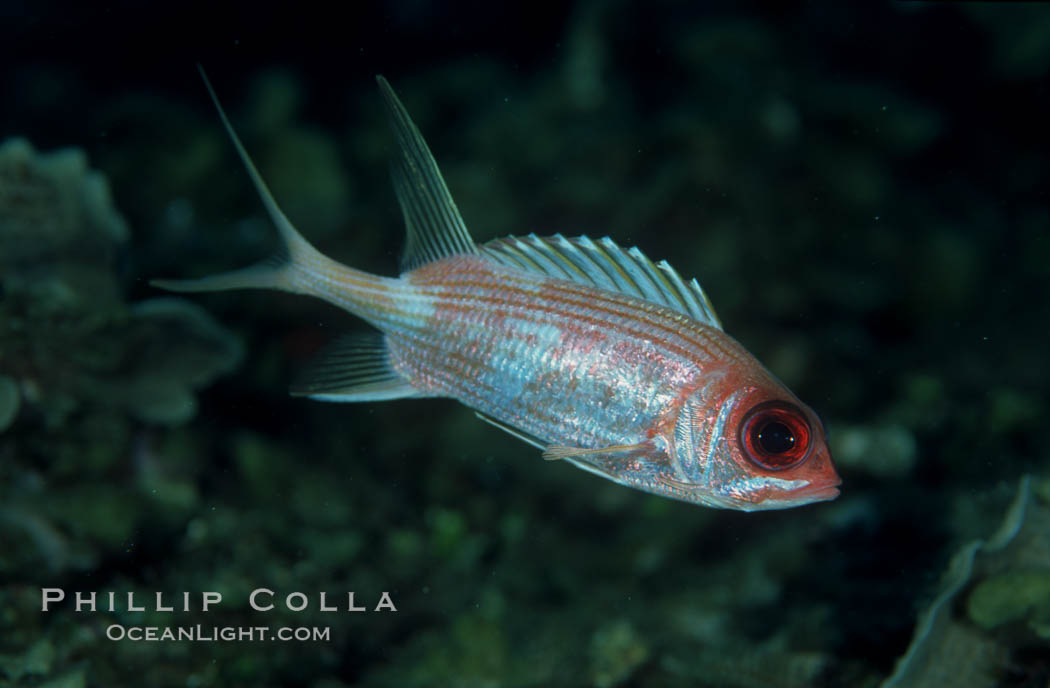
[155,69,841,511]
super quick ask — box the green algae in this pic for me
[967,571,1050,637]
[233,431,297,499]
[589,619,650,688]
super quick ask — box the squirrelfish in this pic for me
[154,70,841,511]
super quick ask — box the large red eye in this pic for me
[739,401,812,471]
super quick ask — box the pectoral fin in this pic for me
[474,412,652,465]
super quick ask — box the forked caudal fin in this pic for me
[150,65,333,296]
[152,68,486,403]
[152,68,480,295]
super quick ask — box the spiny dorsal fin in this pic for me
[376,76,479,272]
[479,234,723,330]
[290,332,422,402]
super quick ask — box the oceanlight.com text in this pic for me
[105,624,331,642]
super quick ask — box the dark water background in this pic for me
[1,2,1048,686]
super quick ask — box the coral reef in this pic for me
[0,138,242,430]
[0,139,242,629]
[0,137,128,266]
[883,477,1050,688]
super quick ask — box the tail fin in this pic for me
[151,65,324,295]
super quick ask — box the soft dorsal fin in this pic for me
[376,76,479,272]
[479,234,723,329]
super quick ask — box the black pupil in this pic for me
[757,421,795,454]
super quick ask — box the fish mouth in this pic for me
[798,485,840,502]
[793,478,842,503]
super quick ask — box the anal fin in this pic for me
[290,333,420,402]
